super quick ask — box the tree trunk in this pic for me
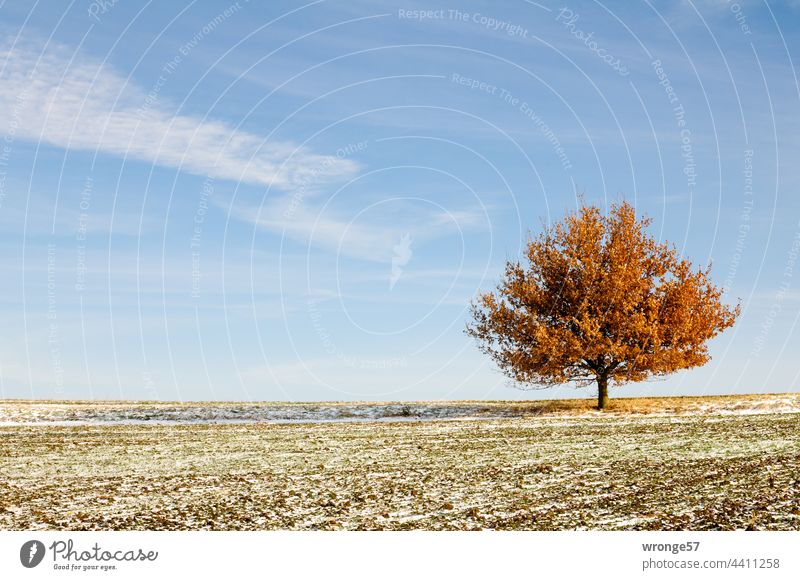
[597,375,609,410]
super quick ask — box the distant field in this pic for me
[2,392,799,423]
[1,394,799,530]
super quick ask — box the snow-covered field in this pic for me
[1,393,799,425]
[1,395,799,531]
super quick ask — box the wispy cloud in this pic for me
[227,196,488,262]
[0,36,358,188]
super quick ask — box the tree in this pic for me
[466,201,739,410]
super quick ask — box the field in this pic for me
[1,395,799,530]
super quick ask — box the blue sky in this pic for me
[1,0,799,401]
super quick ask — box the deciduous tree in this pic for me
[467,201,739,409]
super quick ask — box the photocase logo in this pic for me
[20,540,46,568]
[389,233,413,290]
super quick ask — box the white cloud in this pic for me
[0,37,358,188]
[0,36,487,264]
[227,196,489,262]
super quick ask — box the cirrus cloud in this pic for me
[0,36,358,188]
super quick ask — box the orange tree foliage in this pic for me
[466,201,739,409]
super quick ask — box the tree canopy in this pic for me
[467,201,740,409]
